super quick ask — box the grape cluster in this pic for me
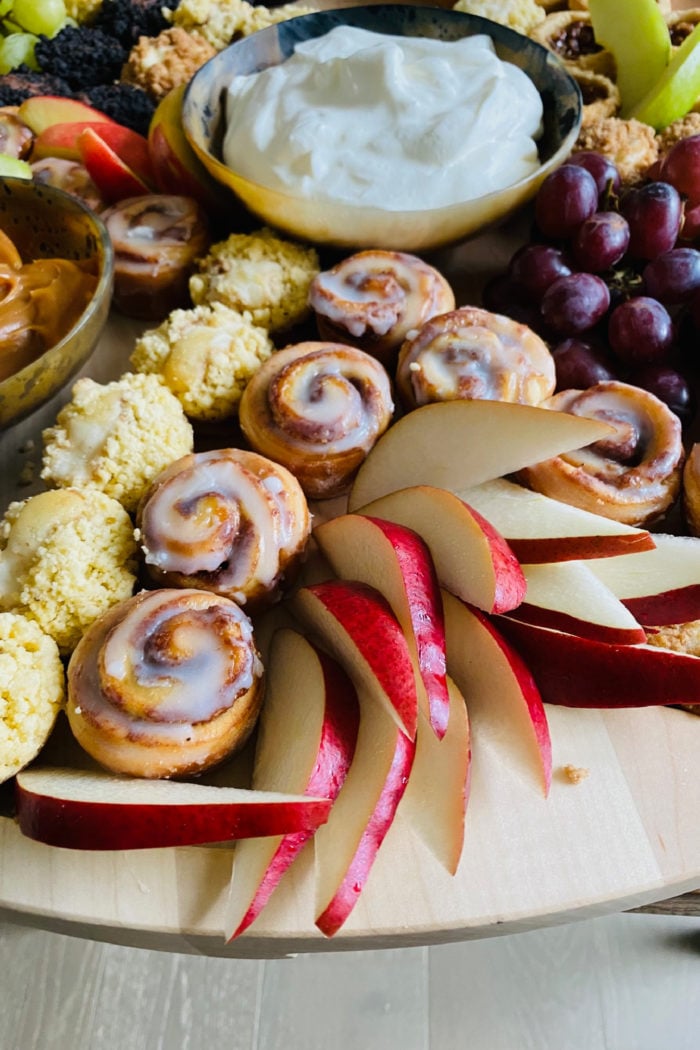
[0,0,68,75]
[484,140,700,428]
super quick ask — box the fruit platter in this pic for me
[2,0,700,958]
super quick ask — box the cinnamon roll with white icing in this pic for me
[308,250,455,368]
[519,381,684,527]
[66,588,264,779]
[136,449,311,609]
[239,341,394,499]
[396,307,555,410]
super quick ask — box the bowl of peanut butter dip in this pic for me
[0,176,113,428]
[182,4,582,251]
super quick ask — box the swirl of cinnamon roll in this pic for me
[396,307,556,410]
[66,588,264,779]
[238,341,394,499]
[136,448,311,608]
[308,250,455,368]
[519,381,684,527]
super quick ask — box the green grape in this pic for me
[0,0,13,18]
[10,0,67,37]
[0,31,38,74]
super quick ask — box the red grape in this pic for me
[632,365,695,426]
[658,134,700,201]
[608,296,675,366]
[551,338,619,390]
[540,273,610,335]
[572,211,630,272]
[534,164,599,239]
[620,181,683,260]
[568,150,621,199]
[508,243,572,299]
[642,247,700,303]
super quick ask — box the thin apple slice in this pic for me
[497,617,700,709]
[292,580,419,740]
[17,95,118,134]
[588,0,670,115]
[225,629,359,939]
[313,513,450,738]
[314,686,416,937]
[399,678,471,875]
[34,121,155,185]
[588,533,700,626]
[629,22,700,130]
[78,127,153,202]
[508,561,647,645]
[442,591,551,795]
[15,768,333,851]
[347,400,614,511]
[458,478,655,562]
[356,484,526,614]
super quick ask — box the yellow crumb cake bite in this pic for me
[130,302,274,421]
[0,612,65,783]
[0,488,138,656]
[41,372,194,514]
[189,227,320,334]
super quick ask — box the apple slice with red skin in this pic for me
[442,591,551,795]
[399,678,471,875]
[458,478,655,562]
[17,95,118,134]
[313,513,450,738]
[15,768,333,851]
[496,617,700,709]
[225,629,360,939]
[347,400,614,511]
[77,127,154,202]
[314,685,416,938]
[355,485,526,614]
[588,533,700,626]
[507,560,646,645]
[292,580,419,740]
[34,121,155,184]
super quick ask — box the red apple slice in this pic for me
[588,533,700,626]
[355,485,526,614]
[292,580,419,740]
[34,121,155,185]
[314,686,416,937]
[497,617,700,709]
[459,478,655,562]
[313,513,450,738]
[508,561,647,645]
[77,127,153,202]
[442,591,551,795]
[17,95,118,134]
[399,678,471,875]
[225,629,359,939]
[15,768,333,851]
[347,400,614,511]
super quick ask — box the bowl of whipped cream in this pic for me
[182,4,582,251]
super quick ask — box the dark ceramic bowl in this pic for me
[0,177,113,429]
[183,4,582,251]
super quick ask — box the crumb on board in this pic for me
[561,764,590,784]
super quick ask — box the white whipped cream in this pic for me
[223,26,544,211]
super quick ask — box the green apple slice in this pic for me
[629,22,700,129]
[588,0,671,115]
[0,155,32,179]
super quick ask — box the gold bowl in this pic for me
[182,4,582,252]
[0,176,113,429]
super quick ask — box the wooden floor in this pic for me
[2,912,699,1049]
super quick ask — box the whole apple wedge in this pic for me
[399,678,471,875]
[496,617,700,710]
[292,580,419,740]
[347,399,614,511]
[17,95,118,135]
[15,768,333,851]
[457,478,655,562]
[314,685,416,938]
[588,0,670,114]
[313,513,450,738]
[225,629,359,940]
[78,127,153,202]
[442,591,551,795]
[355,485,526,614]
[588,534,700,627]
[508,561,646,646]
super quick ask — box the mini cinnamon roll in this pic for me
[308,250,455,369]
[519,382,684,527]
[136,448,311,608]
[682,443,700,536]
[396,307,555,411]
[101,194,210,321]
[66,588,264,779]
[239,341,394,499]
